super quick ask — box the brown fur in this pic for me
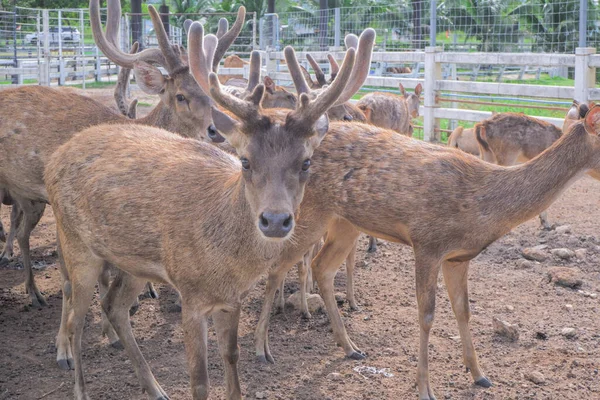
[357,83,422,136]
[46,39,362,400]
[253,107,600,400]
[448,126,479,156]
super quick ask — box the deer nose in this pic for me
[258,212,294,238]
[207,124,225,143]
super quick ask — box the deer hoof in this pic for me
[168,303,182,313]
[30,292,47,309]
[366,244,377,253]
[475,377,493,388]
[110,340,124,350]
[347,351,366,360]
[301,311,312,320]
[57,357,74,370]
[155,396,170,400]
[0,257,9,267]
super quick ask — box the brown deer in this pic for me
[0,0,242,309]
[448,126,479,156]
[474,111,587,229]
[251,104,600,400]
[45,25,371,400]
[357,82,423,136]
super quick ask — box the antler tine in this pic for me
[90,0,165,68]
[333,28,376,105]
[247,51,261,92]
[345,34,359,50]
[216,18,228,38]
[204,35,218,76]
[284,46,311,95]
[209,73,263,122]
[327,54,339,81]
[294,47,356,124]
[212,6,246,72]
[183,19,193,35]
[148,5,182,72]
[306,54,327,87]
[188,22,211,94]
[104,0,120,48]
[114,41,139,116]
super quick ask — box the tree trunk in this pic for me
[131,0,142,49]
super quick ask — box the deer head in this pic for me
[188,22,365,239]
[90,0,244,141]
[399,82,422,118]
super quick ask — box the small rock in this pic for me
[492,317,519,341]
[525,371,546,385]
[561,327,577,339]
[555,225,572,235]
[547,267,583,288]
[551,248,576,260]
[591,293,598,299]
[564,304,573,312]
[255,392,266,399]
[285,292,325,314]
[522,246,548,262]
[516,259,536,269]
[536,331,548,340]
[334,292,346,305]
[505,305,515,313]
[383,347,398,356]
[575,248,587,260]
[327,372,343,381]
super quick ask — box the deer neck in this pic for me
[136,101,195,138]
[483,126,596,226]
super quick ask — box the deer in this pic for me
[447,126,479,156]
[113,42,139,119]
[474,109,590,229]
[45,23,372,400]
[357,82,423,136]
[0,0,243,310]
[248,95,600,400]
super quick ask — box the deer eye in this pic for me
[302,159,311,172]
[240,158,250,171]
[176,94,186,102]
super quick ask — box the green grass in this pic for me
[71,80,116,89]
[0,78,37,84]
[138,102,153,107]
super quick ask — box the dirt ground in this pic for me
[1,87,599,400]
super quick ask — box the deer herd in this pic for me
[1,1,599,399]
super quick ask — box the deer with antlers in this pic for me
[247,59,600,400]
[0,0,243,309]
[46,22,372,400]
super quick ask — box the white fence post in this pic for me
[574,47,595,104]
[334,8,341,49]
[423,46,441,142]
[40,9,50,86]
[80,9,86,89]
[58,10,65,86]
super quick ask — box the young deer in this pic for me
[357,82,423,136]
[0,0,240,308]
[46,24,369,400]
[447,126,479,156]
[253,104,600,400]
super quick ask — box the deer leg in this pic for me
[442,260,491,388]
[146,282,159,299]
[312,220,364,359]
[213,306,242,400]
[274,274,286,315]
[345,238,359,311]
[61,237,103,400]
[366,235,378,253]
[55,235,74,370]
[102,271,169,399]
[539,211,552,230]
[414,252,442,400]
[0,201,20,265]
[181,300,209,400]
[17,200,46,308]
[298,254,311,319]
[255,260,295,363]
[98,264,122,348]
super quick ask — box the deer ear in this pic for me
[263,76,275,94]
[398,83,406,96]
[313,114,329,142]
[414,83,423,96]
[584,105,600,135]
[211,107,240,138]
[133,61,166,95]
